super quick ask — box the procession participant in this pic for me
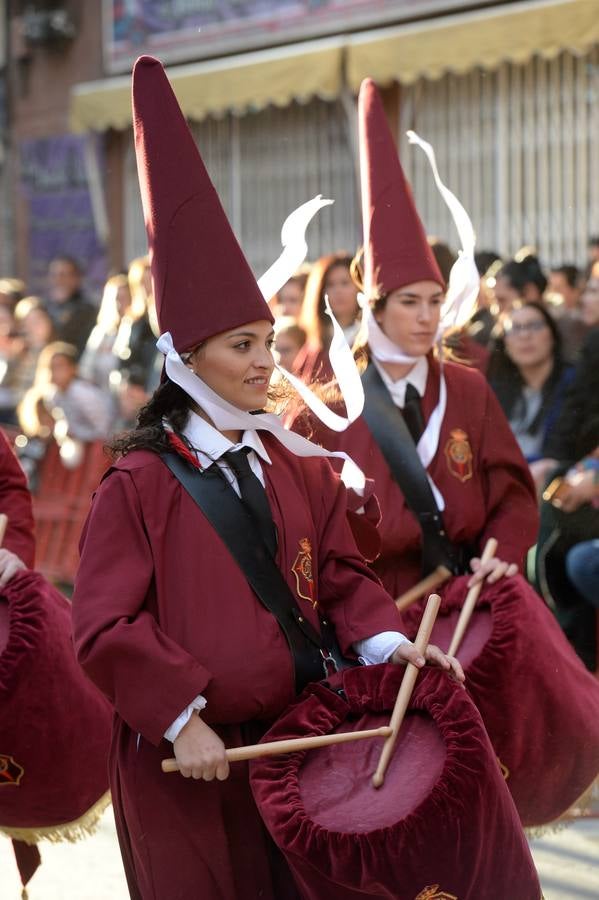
[295,253,361,383]
[71,57,463,900]
[293,78,599,827]
[0,428,111,898]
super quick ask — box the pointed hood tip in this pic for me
[358,78,444,295]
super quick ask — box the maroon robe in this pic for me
[0,429,35,567]
[71,437,405,900]
[301,356,539,597]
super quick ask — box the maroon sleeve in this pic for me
[71,468,213,746]
[310,459,405,654]
[0,430,35,567]
[478,384,539,568]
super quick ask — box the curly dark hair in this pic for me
[109,378,191,457]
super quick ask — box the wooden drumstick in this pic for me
[395,565,451,612]
[447,537,498,657]
[372,592,441,789]
[161,725,393,773]
[0,514,8,547]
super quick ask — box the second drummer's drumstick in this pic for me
[372,592,441,789]
[447,537,498,657]
[395,565,451,612]
[161,725,393,772]
[0,514,8,547]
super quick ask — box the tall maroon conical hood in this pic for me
[132,56,273,352]
[358,78,443,297]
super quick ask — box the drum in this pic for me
[0,570,112,842]
[401,574,599,827]
[250,664,541,900]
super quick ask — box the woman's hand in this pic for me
[468,555,517,588]
[390,641,465,683]
[173,713,230,781]
[0,549,27,587]
[558,468,596,513]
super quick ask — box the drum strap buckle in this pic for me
[320,648,340,677]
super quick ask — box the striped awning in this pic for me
[70,0,598,132]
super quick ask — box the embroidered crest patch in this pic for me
[0,754,24,787]
[415,887,458,900]
[292,538,316,607]
[444,428,473,482]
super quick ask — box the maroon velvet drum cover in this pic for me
[401,575,599,827]
[250,665,541,900]
[0,570,112,840]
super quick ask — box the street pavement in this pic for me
[1,805,598,899]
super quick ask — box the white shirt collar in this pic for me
[182,410,272,470]
[372,356,429,408]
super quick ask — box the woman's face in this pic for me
[324,264,358,326]
[188,319,275,411]
[493,275,521,312]
[504,306,554,368]
[580,278,599,327]
[374,280,443,356]
[23,308,53,347]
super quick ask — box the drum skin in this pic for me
[0,570,111,836]
[401,574,599,827]
[251,665,541,900]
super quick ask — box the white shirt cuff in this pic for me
[353,631,410,666]
[164,695,207,743]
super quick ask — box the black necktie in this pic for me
[222,448,277,557]
[402,383,425,444]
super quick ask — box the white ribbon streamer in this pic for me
[157,332,366,492]
[276,296,364,433]
[407,130,479,332]
[257,195,333,301]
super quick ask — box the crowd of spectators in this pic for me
[1,235,598,664]
[0,254,159,484]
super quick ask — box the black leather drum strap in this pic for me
[361,364,463,576]
[162,452,352,692]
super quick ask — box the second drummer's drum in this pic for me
[401,574,599,827]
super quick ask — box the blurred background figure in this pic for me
[80,273,131,393]
[296,252,361,382]
[493,252,547,312]
[0,277,26,310]
[586,235,599,279]
[44,256,97,357]
[270,266,310,320]
[428,237,456,285]
[487,302,574,479]
[273,316,306,372]
[120,255,161,392]
[111,366,150,434]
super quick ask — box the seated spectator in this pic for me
[545,264,588,362]
[21,342,114,445]
[273,317,306,371]
[12,296,55,392]
[428,238,456,285]
[80,274,131,391]
[0,304,27,424]
[537,448,599,670]
[116,256,160,391]
[493,254,547,312]
[270,267,310,320]
[111,366,150,434]
[487,302,574,473]
[0,278,26,310]
[44,256,97,357]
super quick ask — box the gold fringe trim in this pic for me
[525,777,599,838]
[0,791,111,845]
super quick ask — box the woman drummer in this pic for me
[299,79,539,600]
[70,58,463,900]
